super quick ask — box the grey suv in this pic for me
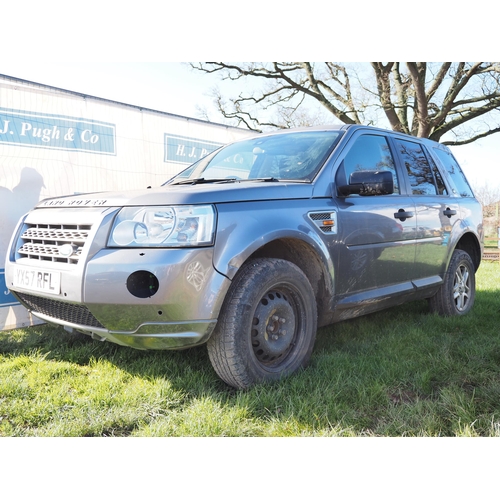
[5,125,483,389]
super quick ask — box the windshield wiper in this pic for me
[169,177,239,186]
[244,177,279,182]
[169,176,282,186]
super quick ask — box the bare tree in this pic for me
[472,181,500,217]
[191,62,500,145]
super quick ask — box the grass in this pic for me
[1,262,499,437]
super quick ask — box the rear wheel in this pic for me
[429,249,476,316]
[207,258,317,389]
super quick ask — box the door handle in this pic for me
[443,208,457,218]
[394,209,414,222]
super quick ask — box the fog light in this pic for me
[126,271,159,298]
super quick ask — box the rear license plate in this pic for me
[13,266,61,295]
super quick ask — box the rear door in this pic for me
[392,138,460,287]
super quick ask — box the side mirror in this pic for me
[337,170,394,196]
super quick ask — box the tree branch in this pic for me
[441,125,500,146]
[371,62,406,133]
[192,62,500,146]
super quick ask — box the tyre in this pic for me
[429,249,476,316]
[207,258,317,389]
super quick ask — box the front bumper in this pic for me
[12,289,219,350]
[6,207,230,350]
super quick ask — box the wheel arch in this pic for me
[248,237,335,327]
[454,231,482,271]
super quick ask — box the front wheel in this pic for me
[429,249,476,316]
[207,258,317,389]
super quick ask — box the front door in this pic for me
[332,132,417,308]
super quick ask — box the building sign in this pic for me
[0,108,116,155]
[164,134,223,164]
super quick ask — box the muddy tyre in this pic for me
[207,258,317,389]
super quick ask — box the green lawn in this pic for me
[1,262,499,437]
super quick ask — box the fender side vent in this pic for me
[308,211,337,234]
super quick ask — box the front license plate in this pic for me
[13,266,61,295]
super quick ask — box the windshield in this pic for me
[168,130,342,183]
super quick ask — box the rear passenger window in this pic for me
[433,148,474,197]
[395,139,447,196]
[343,135,399,194]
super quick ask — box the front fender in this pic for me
[212,199,336,292]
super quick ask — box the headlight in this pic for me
[108,205,215,247]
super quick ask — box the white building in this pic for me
[0,74,254,330]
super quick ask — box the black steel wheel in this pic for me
[207,258,317,389]
[429,249,476,316]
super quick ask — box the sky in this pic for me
[0,61,498,192]
[0,62,215,118]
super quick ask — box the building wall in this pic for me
[0,75,254,330]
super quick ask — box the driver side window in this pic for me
[343,135,399,194]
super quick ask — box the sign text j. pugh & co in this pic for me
[0,108,116,155]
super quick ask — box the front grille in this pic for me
[17,223,92,264]
[16,292,104,329]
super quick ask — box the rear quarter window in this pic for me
[432,148,474,197]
